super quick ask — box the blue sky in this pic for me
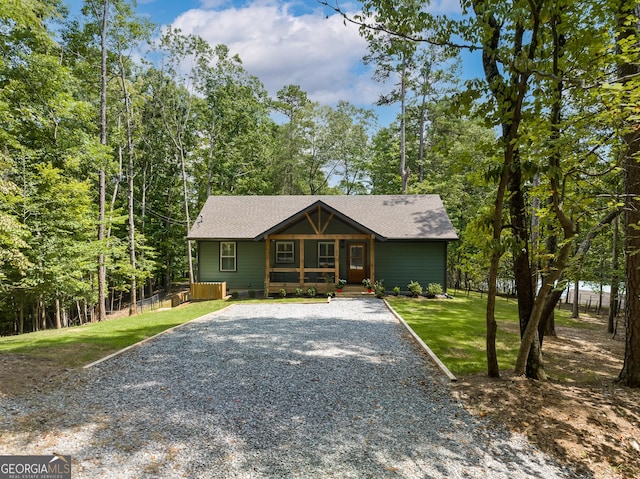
[63,0,474,127]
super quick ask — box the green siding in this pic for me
[198,239,449,293]
[375,242,447,291]
[198,241,265,290]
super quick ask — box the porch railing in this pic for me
[268,267,337,293]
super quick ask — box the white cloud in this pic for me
[169,1,385,107]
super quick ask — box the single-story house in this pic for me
[187,195,458,296]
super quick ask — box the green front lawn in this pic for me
[0,300,228,367]
[387,291,573,375]
[1,292,582,376]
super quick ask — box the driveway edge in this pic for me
[383,299,457,382]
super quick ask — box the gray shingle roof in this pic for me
[187,195,458,241]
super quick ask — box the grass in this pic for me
[0,291,588,375]
[387,291,574,376]
[0,300,228,368]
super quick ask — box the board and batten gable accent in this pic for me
[375,242,447,291]
[198,240,265,290]
[277,209,365,236]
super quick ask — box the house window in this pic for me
[220,242,236,271]
[276,241,294,263]
[318,242,335,267]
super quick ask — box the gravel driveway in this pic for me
[1,298,579,478]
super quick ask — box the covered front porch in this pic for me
[265,233,376,294]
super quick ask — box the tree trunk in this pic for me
[621,151,640,384]
[55,297,61,329]
[119,55,138,316]
[508,156,541,377]
[399,55,409,193]
[618,0,640,387]
[140,161,148,301]
[531,173,541,291]
[471,0,544,379]
[96,0,109,322]
[76,301,82,325]
[39,297,46,331]
[179,149,194,284]
[417,78,427,184]
[572,278,580,318]
[515,240,573,376]
[609,213,620,334]
[484,137,512,379]
[18,294,24,334]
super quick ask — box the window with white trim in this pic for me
[276,241,294,263]
[318,242,335,267]
[220,242,236,271]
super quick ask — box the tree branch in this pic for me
[317,0,476,50]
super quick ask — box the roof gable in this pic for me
[187,195,458,241]
[260,200,379,238]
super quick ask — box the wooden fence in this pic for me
[190,282,227,300]
[171,291,190,307]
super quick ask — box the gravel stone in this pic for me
[0,298,581,478]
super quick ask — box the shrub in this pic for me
[407,280,422,297]
[426,283,443,297]
[307,286,317,297]
[279,288,287,298]
[393,286,401,296]
[294,287,304,297]
[374,279,385,298]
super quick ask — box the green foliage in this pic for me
[374,279,385,298]
[426,283,443,296]
[407,280,422,297]
[294,287,304,297]
[279,288,287,298]
[307,286,317,297]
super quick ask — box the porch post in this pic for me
[299,239,305,287]
[334,239,340,285]
[370,235,375,284]
[265,235,270,295]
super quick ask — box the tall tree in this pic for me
[152,27,214,284]
[617,0,640,387]
[0,4,104,331]
[361,22,417,193]
[320,101,375,195]
[110,2,153,315]
[330,0,621,380]
[272,85,316,194]
[199,44,274,198]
